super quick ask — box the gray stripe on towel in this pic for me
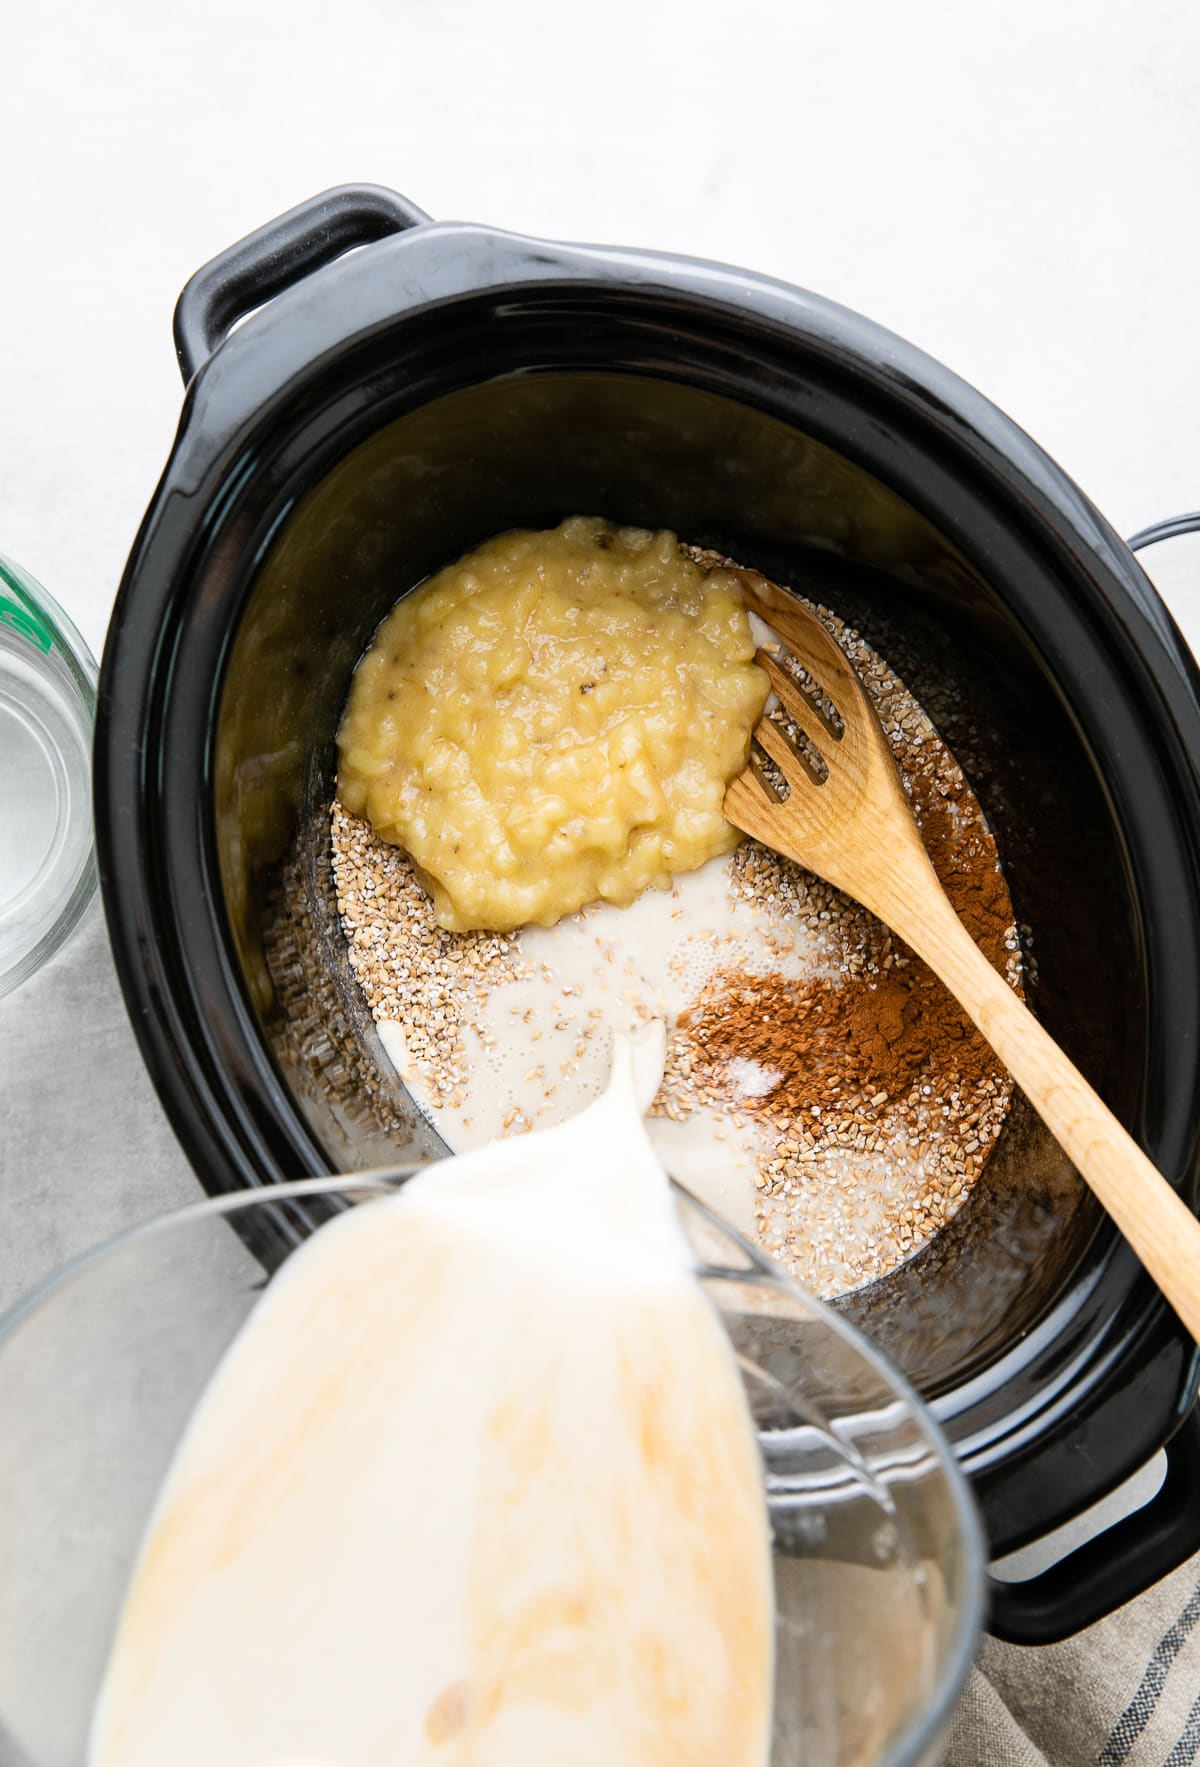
[1163,1685,1200,1767]
[1098,1579,1200,1766]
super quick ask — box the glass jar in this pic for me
[0,554,96,998]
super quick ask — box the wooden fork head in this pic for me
[724,574,938,924]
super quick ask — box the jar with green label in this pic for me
[0,554,97,998]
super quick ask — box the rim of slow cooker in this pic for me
[96,225,1200,1529]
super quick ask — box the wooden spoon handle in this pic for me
[910,898,1200,1342]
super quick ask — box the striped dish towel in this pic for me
[946,1553,1200,1766]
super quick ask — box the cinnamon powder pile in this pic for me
[676,798,1014,1120]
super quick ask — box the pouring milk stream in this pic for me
[89,1024,775,1766]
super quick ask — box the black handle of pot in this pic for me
[987,1405,1200,1644]
[173,183,432,384]
[986,510,1200,1646]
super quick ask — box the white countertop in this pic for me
[3,0,1199,662]
[1,0,1197,1576]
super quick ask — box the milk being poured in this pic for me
[89,1026,775,1766]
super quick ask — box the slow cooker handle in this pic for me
[987,1404,1200,1644]
[172,183,432,383]
[987,508,1200,1643]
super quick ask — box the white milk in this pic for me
[90,1027,775,1767]
[379,846,833,1237]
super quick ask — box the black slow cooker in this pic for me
[95,184,1200,1644]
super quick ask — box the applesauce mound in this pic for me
[337,517,769,931]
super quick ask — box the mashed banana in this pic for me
[337,517,769,931]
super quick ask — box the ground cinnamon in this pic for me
[676,773,1017,1121]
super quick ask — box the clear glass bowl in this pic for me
[0,1177,984,1767]
[0,554,96,998]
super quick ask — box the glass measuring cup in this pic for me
[0,1175,984,1766]
[0,555,96,998]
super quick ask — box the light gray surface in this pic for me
[0,904,199,1317]
[1,0,1199,1585]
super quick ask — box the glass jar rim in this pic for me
[0,552,98,998]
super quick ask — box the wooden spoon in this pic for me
[725,574,1200,1341]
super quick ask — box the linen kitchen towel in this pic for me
[947,1551,1200,1766]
